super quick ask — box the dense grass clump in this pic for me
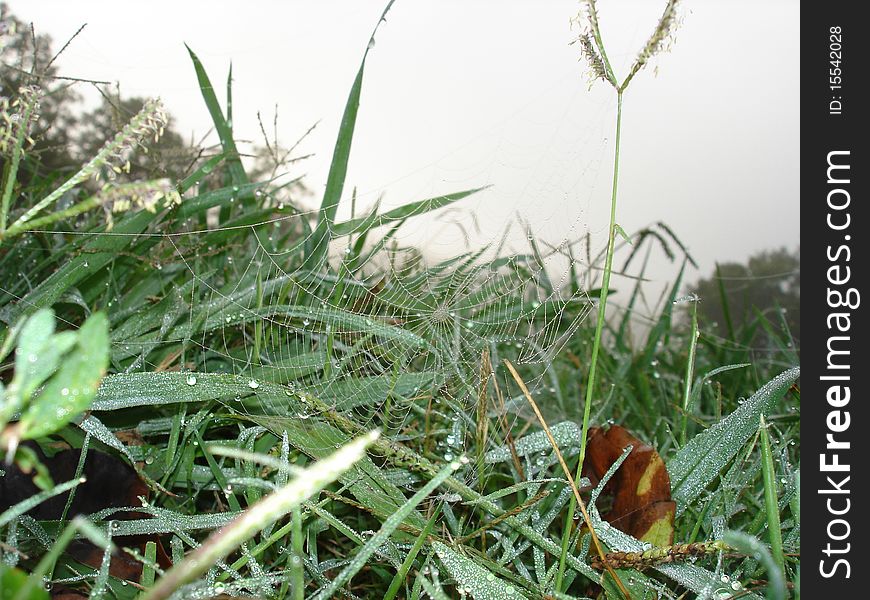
[0,2,798,599]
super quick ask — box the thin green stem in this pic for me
[0,98,38,232]
[291,505,304,600]
[0,143,23,233]
[679,302,699,445]
[759,416,785,571]
[556,90,623,592]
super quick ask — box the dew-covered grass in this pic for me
[0,2,799,598]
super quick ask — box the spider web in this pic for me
[155,196,597,479]
[1,51,621,488]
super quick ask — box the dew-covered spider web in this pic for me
[0,50,643,491]
[0,1,692,493]
[154,192,598,484]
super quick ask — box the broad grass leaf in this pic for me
[17,313,109,440]
[92,372,246,411]
[0,565,50,600]
[6,310,74,411]
[668,366,799,515]
[433,542,529,599]
[484,421,581,463]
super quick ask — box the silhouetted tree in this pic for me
[2,4,193,183]
[694,247,800,342]
[1,2,80,174]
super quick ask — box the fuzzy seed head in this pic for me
[88,98,169,182]
[571,1,611,86]
[0,85,43,156]
[578,32,608,83]
[98,178,182,229]
[628,0,682,80]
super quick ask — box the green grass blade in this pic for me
[303,58,364,270]
[433,541,530,599]
[176,181,267,218]
[384,507,441,600]
[0,478,82,529]
[668,367,799,515]
[141,431,379,600]
[331,187,489,238]
[92,372,255,411]
[252,414,427,529]
[304,0,397,271]
[724,530,786,600]
[679,302,699,446]
[185,45,248,187]
[312,461,458,600]
[291,505,304,600]
[0,210,157,323]
[759,416,785,571]
[141,540,158,588]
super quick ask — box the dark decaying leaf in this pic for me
[0,441,171,583]
[583,424,676,547]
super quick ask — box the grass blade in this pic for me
[331,187,489,238]
[433,541,529,599]
[383,507,441,600]
[759,416,785,571]
[724,530,786,600]
[668,367,799,514]
[185,45,248,187]
[141,430,379,600]
[679,301,699,445]
[312,460,459,600]
[304,0,396,271]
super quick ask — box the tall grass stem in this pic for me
[557,90,624,592]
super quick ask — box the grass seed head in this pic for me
[628,0,682,80]
[577,32,609,84]
[86,98,169,182]
[0,85,43,156]
[97,178,181,228]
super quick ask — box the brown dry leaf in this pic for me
[0,442,172,583]
[583,425,676,547]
